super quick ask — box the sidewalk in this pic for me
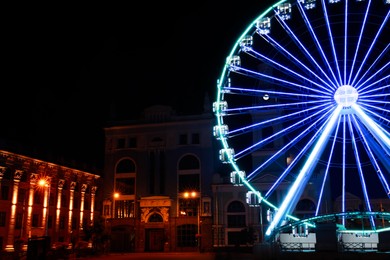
[77,251,390,260]
[78,252,254,260]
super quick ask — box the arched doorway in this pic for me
[145,213,165,252]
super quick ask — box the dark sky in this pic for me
[3,1,271,169]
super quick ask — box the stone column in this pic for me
[5,170,23,252]
[79,184,87,232]
[55,179,65,242]
[0,166,5,198]
[90,186,97,224]
[41,177,51,237]
[67,181,76,245]
[26,173,38,239]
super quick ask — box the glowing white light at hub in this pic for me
[334,85,359,108]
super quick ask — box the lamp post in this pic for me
[184,191,201,252]
[39,178,51,237]
[113,192,119,219]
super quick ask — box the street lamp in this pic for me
[113,192,119,219]
[183,191,201,252]
[38,178,51,237]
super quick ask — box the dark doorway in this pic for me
[111,226,132,252]
[145,228,164,252]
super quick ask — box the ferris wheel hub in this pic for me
[334,85,358,108]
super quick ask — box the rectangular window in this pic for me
[32,214,39,227]
[61,194,68,208]
[177,224,197,247]
[178,174,200,193]
[72,217,77,230]
[48,215,53,229]
[179,198,199,217]
[227,215,246,228]
[0,212,6,227]
[191,133,200,144]
[128,137,137,148]
[203,201,210,215]
[115,177,135,195]
[60,216,65,229]
[15,213,23,229]
[83,218,88,229]
[103,205,110,217]
[18,189,27,203]
[34,192,42,205]
[116,200,135,218]
[117,138,126,149]
[1,186,9,200]
[179,134,187,145]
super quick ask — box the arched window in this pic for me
[148,213,163,222]
[178,155,200,192]
[227,201,246,228]
[116,159,136,173]
[178,155,200,170]
[114,159,136,218]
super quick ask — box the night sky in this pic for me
[3,1,271,169]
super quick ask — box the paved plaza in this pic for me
[77,251,390,260]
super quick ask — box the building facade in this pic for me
[102,104,219,252]
[0,149,101,253]
[101,103,336,253]
[103,102,390,253]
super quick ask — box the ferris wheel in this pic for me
[213,0,389,239]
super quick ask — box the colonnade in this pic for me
[0,165,98,252]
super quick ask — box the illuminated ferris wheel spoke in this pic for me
[245,105,335,177]
[227,102,331,138]
[235,105,333,160]
[354,45,389,88]
[357,74,390,93]
[275,7,340,88]
[353,104,390,155]
[347,115,376,228]
[316,116,341,216]
[230,65,333,96]
[224,86,328,100]
[350,10,390,86]
[343,0,349,84]
[341,115,346,226]
[352,114,390,198]
[252,106,335,187]
[297,1,341,88]
[321,0,343,85]
[348,0,372,85]
[262,34,337,90]
[214,0,389,239]
[361,93,390,100]
[265,106,344,236]
[359,83,389,97]
[260,106,340,193]
[359,103,390,126]
[244,48,334,94]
